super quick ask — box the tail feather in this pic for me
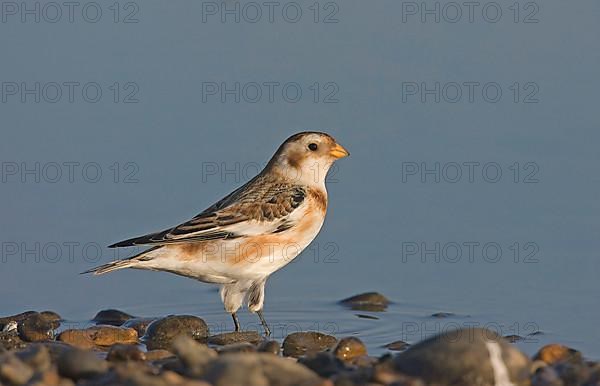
[81,246,161,275]
[80,260,135,275]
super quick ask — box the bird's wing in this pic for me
[108,180,306,248]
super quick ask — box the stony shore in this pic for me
[0,293,595,386]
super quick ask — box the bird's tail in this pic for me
[80,246,160,275]
[81,259,136,275]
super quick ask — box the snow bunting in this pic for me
[83,131,349,335]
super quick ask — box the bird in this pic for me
[83,131,349,336]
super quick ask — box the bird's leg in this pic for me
[256,310,271,337]
[231,313,241,332]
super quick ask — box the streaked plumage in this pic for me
[83,131,349,335]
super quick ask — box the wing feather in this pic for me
[108,176,306,248]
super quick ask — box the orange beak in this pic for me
[329,143,350,159]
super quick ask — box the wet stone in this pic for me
[92,309,134,326]
[332,337,367,362]
[384,340,410,351]
[339,292,390,312]
[122,317,157,337]
[27,368,74,386]
[218,342,257,354]
[208,331,262,346]
[0,331,27,350]
[393,327,530,386]
[202,352,324,386]
[0,311,37,329]
[17,312,59,342]
[15,344,52,372]
[298,352,346,378]
[57,325,138,349]
[504,334,524,343]
[532,365,563,386]
[430,312,454,318]
[257,340,280,355]
[172,336,217,378]
[107,344,146,362]
[57,348,109,380]
[534,344,582,366]
[554,361,589,386]
[145,349,175,362]
[0,353,34,385]
[283,331,338,358]
[143,315,209,351]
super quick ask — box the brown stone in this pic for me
[57,325,138,348]
[534,344,582,365]
[107,344,146,361]
[283,332,337,358]
[332,337,367,362]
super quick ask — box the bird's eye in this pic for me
[308,143,318,151]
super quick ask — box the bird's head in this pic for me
[267,131,349,187]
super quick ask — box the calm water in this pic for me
[1,1,599,358]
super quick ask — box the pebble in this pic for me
[504,334,524,343]
[106,344,146,362]
[57,348,109,380]
[0,311,37,328]
[17,312,60,342]
[57,325,138,349]
[145,349,175,361]
[393,327,530,386]
[202,352,324,386]
[92,309,135,326]
[339,292,390,311]
[332,337,367,362]
[0,353,34,385]
[534,344,582,365]
[208,331,262,346]
[15,344,52,372]
[384,340,410,351]
[172,336,217,377]
[143,315,209,351]
[298,352,346,378]
[0,331,27,350]
[218,342,258,354]
[283,331,338,358]
[430,312,454,318]
[257,340,280,355]
[122,317,157,337]
[532,365,563,386]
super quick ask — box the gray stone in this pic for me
[283,332,337,358]
[92,309,134,326]
[57,349,109,380]
[208,331,262,346]
[143,315,209,351]
[257,340,281,355]
[202,352,324,386]
[172,335,217,377]
[0,353,34,385]
[339,292,390,312]
[393,327,530,386]
[17,312,59,342]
